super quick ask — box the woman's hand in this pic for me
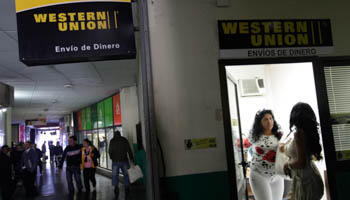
[279,144,285,152]
[283,163,291,177]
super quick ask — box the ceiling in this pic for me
[0,0,138,123]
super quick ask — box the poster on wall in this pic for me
[77,111,82,131]
[86,107,92,130]
[82,109,87,130]
[15,0,136,66]
[19,125,25,142]
[113,94,122,125]
[218,19,333,58]
[91,104,98,129]
[104,97,113,127]
[97,101,105,128]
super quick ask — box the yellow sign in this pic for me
[185,137,217,150]
[16,0,131,12]
[337,150,350,161]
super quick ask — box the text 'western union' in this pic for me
[222,21,311,47]
[33,12,114,32]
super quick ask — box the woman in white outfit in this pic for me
[247,109,284,200]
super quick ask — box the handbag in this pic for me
[275,130,294,180]
[128,165,144,184]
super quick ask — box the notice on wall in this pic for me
[15,0,136,66]
[185,137,217,150]
[337,150,350,161]
[218,19,333,58]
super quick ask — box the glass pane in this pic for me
[87,132,92,143]
[92,130,99,153]
[227,77,247,200]
[99,129,107,168]
[106,128,114,170]
[324,66,350,160]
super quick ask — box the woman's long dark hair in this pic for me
[250,109,281,142]
[290,102,322,160]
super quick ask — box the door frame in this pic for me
[313,56,350,200]
[218,56,332,199]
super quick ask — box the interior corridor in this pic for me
[12,163,146,200]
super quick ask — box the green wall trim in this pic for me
[164,171,230,200]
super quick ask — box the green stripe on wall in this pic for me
[164,171,230,200]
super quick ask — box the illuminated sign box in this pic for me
[15,0,136,66]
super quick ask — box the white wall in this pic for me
[227,65,268,137]
[266,63,320,134]
[147,0,350,177]
[120,86,140,149]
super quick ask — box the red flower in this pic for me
[243,138,252,148]
[262,150,276,162]
[255,146,264,154]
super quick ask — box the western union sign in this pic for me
[218,19,333,58]
[15,0,136,66]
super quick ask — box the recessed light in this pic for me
[64,84,73,88]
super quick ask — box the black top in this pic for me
[59,144,82,168]
[0,152,12,182]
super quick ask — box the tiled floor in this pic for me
[12,163,146,200]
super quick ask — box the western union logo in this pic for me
[16,0,131,13]
[33,11,114,32]
[221,21,311,47]
[218,20,332,49]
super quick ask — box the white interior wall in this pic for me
[227,65,268,137]
[120,86,140,150]
[147,0,350,177]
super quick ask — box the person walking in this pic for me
[0,145,14,200]
[33,144,43,175]
[21,141,39,197]
[109,131,134,196]
[54,142,63,167]
[246,109,284,200]
[58,136,83,194]
[11,142,24,186]
[81,139,99,192]
[41,141,47,163]
[281,102,324,200]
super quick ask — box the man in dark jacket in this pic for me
[21,141,39,197]
[58,136,83,194]
[108,131,134,195]
[0,145,14,200]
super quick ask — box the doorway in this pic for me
[219,59,329,200]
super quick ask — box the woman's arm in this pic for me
[283,130,307,174]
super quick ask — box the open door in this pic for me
[313,57,350,200]
[226,75,248,200]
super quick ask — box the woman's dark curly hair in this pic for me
[250,109,282,142]
[290,102,322,160]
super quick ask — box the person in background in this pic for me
[81,139,99,192]
[109,131,134,196]
[49,141,55,163]
[54,141,63,167]
[41,141,47,163]
[11,142,24,186]
[58,136,83,194]
[21,141,39,197]
[0,145,14,200]
[281,102,324,199]
[33,144,43,175]
[247,109,284,200]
